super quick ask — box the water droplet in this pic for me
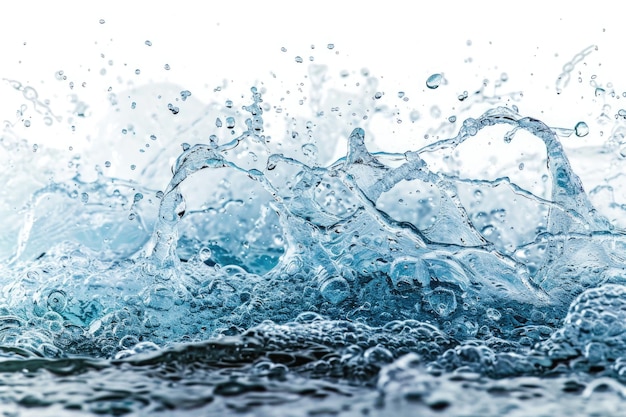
[167,103,179,114]
[281,47,287,52]
[458,91,469,101]
[133,193,143,203]
[301,143,318,158]
[426,73,443,89]
[130,164,136,170]
[145,40,152,46]
[104,161,111,168]
[180,90,192,101]
[32,144,38,152]
[575,121,589,137]
[81,193,89,203]
[518,162,525,170]
[24,120,31,127]
[226,117,236,129]
[448,115,457,123]
[216,118,223,128]
[295,56,303,63]
[163,64,170,70]
[500,72,509,82]
[135,69,141,75]
[327,43,335,49]
[99,19,105,24]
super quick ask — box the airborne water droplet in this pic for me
[575,121,589,137]
[426,73,443,89]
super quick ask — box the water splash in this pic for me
[2,70,626,415]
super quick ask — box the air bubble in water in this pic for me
[486,308,502,321]
[198,247,212,262]
[47,290,67,313]
[427,287,457,317]
[575,121,589,137]
[426,73,443,89]
[319,277,350,305]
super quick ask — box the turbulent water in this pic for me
[2,46,626,416]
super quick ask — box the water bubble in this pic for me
[81,193,89,203]
[163,64,171,70]
[486,308,502,321]
[99,19,105,24]
[198,247,212,262]
[135,69,141,75]
[133,193,143,203]
[410,110,420,122]
[104,161,111,168]
[294,56,304,63]
[226,117,236,129]
[327,43,335,49]
[426,73,443,89]
[23,86,38,100]
[145,40,152,46]
[427,287,457,317]
[23,120,31,127]
[143,286,175,311]
[281,46,287,52]
[518,162,525,170]
[47,290,67,313]
[319,277,350,304]
[32,144,38,152]
[448,115,457,123]
[374,92,383,99]
[575,121,589,137]
[130,164,136,170]
[458,91,469,101]
[501,72,509,82]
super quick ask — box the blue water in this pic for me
[2,53,626,416]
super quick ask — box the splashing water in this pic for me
[2,46,626,416]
